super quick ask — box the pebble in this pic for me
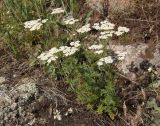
[0,77,6,84]
[10,103,18,110]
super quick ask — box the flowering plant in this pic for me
[2,0,129,119]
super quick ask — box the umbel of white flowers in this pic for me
[97,51,128,66]
[53,109,62,121]
[77,24,91,33]
[24,19,48,31]
[97,56,114,66]
[91,19,130,40]
[51,8,65,14]
[63,16,79,25]
[88,44,104,54]
[92,20,115,31]
[37,41,81,63]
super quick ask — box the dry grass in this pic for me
[109,0,135,14]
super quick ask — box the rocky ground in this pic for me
[1,36,160,126]
[1,1,160,125]
[0,49,115,126]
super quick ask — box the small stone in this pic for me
[0,77,5,84]
[28,118,36,125]
[0,91,12,107]
[18,106,24,116]
[10,103,18,110]
[13,74,17,78]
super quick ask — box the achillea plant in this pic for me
[36,14,129,119]
[1,0,130,119]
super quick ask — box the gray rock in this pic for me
[0,78,38,124]
[18,106,24,115]
[10,78,39,104]
[150,43,160,66]
[109,43,148,74]
[108,41,160,81]
[0,77,51,125]
[15,78,38,95]
[0,91,12,108]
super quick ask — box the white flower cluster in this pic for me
[38,41,80,63]
[114,26,130,36]
[92,20,115,31]
[99,31,115,39]
[115,51,127,60]
[51,8,65,14]
[54,109,62,121]
[53,108,73,121]
[88,44,103,50]
[63,17,79,25]
[94,50,104,54]
[148,66,153,72]
[70,40,80,47]
[97,56,114,66]
[60,46,79,56]
[92,19,129,39]
[24,19,48,31]
[88,44,104,54]
[65,108,73,116]
[77,24,91,33]
[37,47,59,63]
[92,20,115,40]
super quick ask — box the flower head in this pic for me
[97,56,113,66]
[24,19,48,31]
[54,109,62,121]
[65,108,73,116]
[41,19,48,23]
[37,47,59,63]
[99,31,114,39]
[88,44,103,50]
[49,47,60,54]
[92,20,115,31]
[94,50,104,54]
[70,41,80,47]
[62,46,78,56]
[114,26,130,36]
[118,26,130,33]
[97,61,103,66]
[58,45,79,57]
[63,16,79,25]
[77,24,91,33]
[51,8,65,14]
